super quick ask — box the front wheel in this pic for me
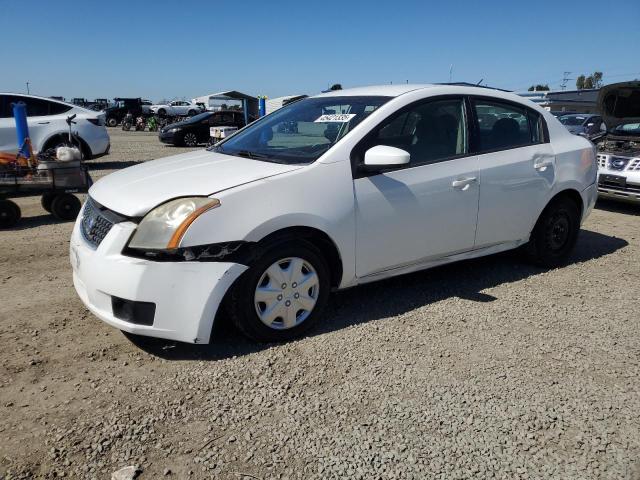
[0,200,21,228]
[523,196,580,268]
[106,117,118,127]
[182,132,198,147]
[228,242,330,342]
[51,193,81,221]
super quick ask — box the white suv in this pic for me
[0,93,110,159]
[71,84,597,344]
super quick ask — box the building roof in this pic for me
[192,90,257,103]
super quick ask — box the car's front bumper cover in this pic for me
[70,212,247,343]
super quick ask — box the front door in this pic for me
[353,97,480,278]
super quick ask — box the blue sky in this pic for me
[1,0,638,102]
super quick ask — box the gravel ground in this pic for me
[1,129,639,479]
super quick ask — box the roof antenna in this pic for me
[476,79,484,86]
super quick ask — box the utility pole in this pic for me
[449,64,453,83]
[560,72,571,90]
[26,82,30,94]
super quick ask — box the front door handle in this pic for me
[534,158,554,171]
[451,177,477,191]
[37,121,50,125]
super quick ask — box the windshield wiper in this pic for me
[234,150,273,160]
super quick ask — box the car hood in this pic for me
[162,120,190,131]
[89,150,303,217]
[598,81,640,130]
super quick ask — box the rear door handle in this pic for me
[534,158,554,171]
[451,177,477,191]
[37,121,50,125]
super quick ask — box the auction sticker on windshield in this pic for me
[314,113,357,123]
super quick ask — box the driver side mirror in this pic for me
[362,145,410,171]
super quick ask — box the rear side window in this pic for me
[472,99,542,152]
[49,101,73,115]
[21,97,54,116]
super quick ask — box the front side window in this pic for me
[474,100,539,151]
[360,98,468,166]
[211,96,390,164]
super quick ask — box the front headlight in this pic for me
[128,197,220,250]
[169,127,181,133]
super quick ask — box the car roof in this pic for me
[313,84,434,98]
[0,92,76,108]
[312,83,532,103]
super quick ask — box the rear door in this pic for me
[470,98,555,247]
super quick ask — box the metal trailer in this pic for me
[0,160,92,228]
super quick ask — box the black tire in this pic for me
[51,193,81,221]
[182,132,198,147]
[0,200,21,228]
[524,196,580,268]
[41,192,57,213]
[158,108,166,116]
[228,241,330,342]
[106,117,118,127]
[187,109,196,116]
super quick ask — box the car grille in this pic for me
[597,154,640,172]
[80,197,121,248]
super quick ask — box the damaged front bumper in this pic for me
[70,216,248,343]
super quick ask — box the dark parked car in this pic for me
[158,110,251,147]
[104,98,144,127]
[550,111,578,117]
[558,114,604,136]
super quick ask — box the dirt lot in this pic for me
[1,129,639,479]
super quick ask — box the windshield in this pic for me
[210,96,390,164]
[612,123,640,135]
[189,112,212,122]
[559,115,587,126]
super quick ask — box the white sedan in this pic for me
[149,101,203,117]
[71,84,597,344]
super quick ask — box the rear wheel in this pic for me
[187,109,196,116]
[0,200,21,228]
[41,192,57,212]
[228,242,330,342]
[51,193,81,221]
[106,117,118,127]
[524,196,580,268]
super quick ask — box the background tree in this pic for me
[592,71,603,88]
[528,84,550,91]
[576,71,604,89]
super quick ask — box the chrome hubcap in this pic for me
[254,257,319,330]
